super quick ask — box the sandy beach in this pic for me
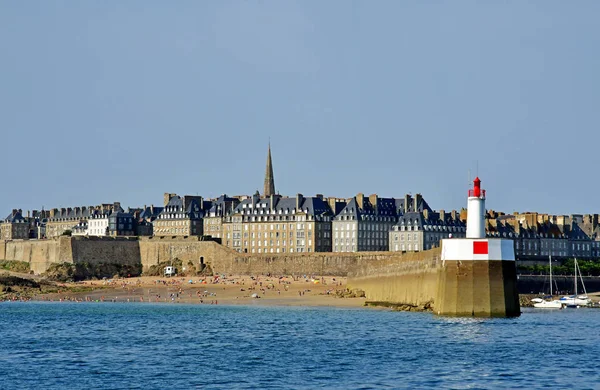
[34,275,368,308]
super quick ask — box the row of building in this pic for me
[2,145,600,260]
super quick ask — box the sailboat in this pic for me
[532,255,562,309]
[559,258,592,308]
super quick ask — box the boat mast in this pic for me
[574,258,577,297]
[576,259,588,296]
[549,254,552,296]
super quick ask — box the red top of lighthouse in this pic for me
[468,177,485,198]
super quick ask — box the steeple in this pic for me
[264,142,275,197]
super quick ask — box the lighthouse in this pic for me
[436,176,520,317]
[466,177,485,238]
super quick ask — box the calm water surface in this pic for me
[1,303,599,389]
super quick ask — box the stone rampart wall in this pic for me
[71,237,141,266]
[138,237,238,271]
[1,238,65,273]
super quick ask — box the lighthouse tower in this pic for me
[466,177,485,238]
[436,177,520,317]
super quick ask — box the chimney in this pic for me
[451,210,457,221]
[296,194,303,211]
[164,193,176,206]
[404,194,411,213]
[270,194,274,213]
[368,194,378,210]
[315,194,323,200]
[423,209,429,220]
[414,194,422,212]
[328,199,338,215]
[26,210,30,218]
[50,209,57,218]
[439,209,445,222]
[12,209,17,216]
[459,208,468,222]
[150,204,154,214]
[356,193,364,210]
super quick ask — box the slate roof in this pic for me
[207,194,240,216]
[71,221,88,233]
[230,194,333,220]
[335,196,402,221]
[139,206,164,221]
[48,206,120,221]
[396,211,465,230]
[159,196,205,220]
[3,210,26,223]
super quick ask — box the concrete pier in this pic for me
[435,259,520,317]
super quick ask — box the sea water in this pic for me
[0,303,598,389]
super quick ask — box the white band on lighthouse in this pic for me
[441,238,515,261]
[441,176,516,262]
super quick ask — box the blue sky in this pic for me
[1,1,598,216]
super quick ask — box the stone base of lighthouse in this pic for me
[435,238,520,317]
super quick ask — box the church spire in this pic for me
[264,142,275,197]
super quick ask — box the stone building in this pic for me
[45,203,118,238]
[333,194,396,252]
[27,210,50,239]
[85,210,112,236]
[153,194,208,236]
[1,209,29,240]
[135,205,163,236]
[203,194,241,239]
[71,222,89,236]
[484,212,600,261]
[222,193,333,253]
[68,204,135,237]
[390,209,465,252]
[108,209,136,236]
[334,193,432,253]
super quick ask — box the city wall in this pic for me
[138,237,237,271]
[0,237,139,273]
[0,238,65,274]
[0,237,440,282]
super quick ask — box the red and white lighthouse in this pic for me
[466,177,486,239]
[437,176,520,317]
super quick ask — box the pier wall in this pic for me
[347,248,442,307]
